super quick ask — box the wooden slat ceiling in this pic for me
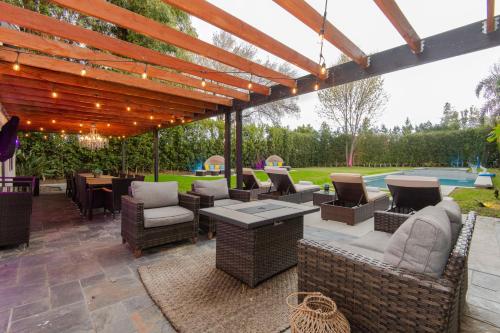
[0,0,496,136]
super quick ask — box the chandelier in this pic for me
[78,125,108,150]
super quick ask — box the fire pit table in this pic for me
[200,199,319,287]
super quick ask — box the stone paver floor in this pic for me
[0,192,499,332]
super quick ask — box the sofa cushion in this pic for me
[436,200,462,244]
[192,179,229,200]
[131,181,178,209]
[143,205,194,228]
[349,231,392,253]
[383,206,452,278]
[213,199,243,207]
[330,242,384,261]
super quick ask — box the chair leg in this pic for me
[122,237,126,244]
[207,232,214,240]
[133,248,142,258]
[191,237,198,244]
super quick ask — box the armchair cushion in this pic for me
[131,181,178,209]
[192,178,229,200]
[143,205,194,228]
[436,200,462,243]
[349,230,392,253]
[383,206,452,278]
[213,198,242,207]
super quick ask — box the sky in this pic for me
[191,1,499,130]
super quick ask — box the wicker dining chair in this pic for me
[102,177,134,217]
[0,190,33,247]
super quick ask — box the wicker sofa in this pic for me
[188,178,251,239]
[0,188,33,247]
[121,181,199,257]
[298,200,476,333]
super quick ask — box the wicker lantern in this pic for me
[287,292,350,333]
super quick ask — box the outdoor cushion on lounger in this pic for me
[242,168,272,190]
[385,175,442,211]
[330,173,388,205]
[143,206,194,228]
[264,167,320,194]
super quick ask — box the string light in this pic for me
[126,106,131,111]
[79,123,83,127]
[61,129,65,133]
[51,91,58,98]
[40,127,44,131]
[95,102,101,108]
[320,62,327,76]
[25,133,29,137]
[141,64,148,79]
[181,118,185,124]
[26,120,31,125]
[314,81,320,91]
[157,124,161,128]
[170,119,174,124]
[291,87,297,95]
[80,62,87,76]
[43,135,48,140]
[247,82,253,89]
[107,123,110,127]
[201,78,206,87]
[79,130,82,134]
[12,52,20,71]
[133,121,137,125]
[149,115,154,120]
[51,119,56,124]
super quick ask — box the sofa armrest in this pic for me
[298,239,456,332]
[121,195,144,234]
[187,190,214,208]
[178,193,200,213]
[373,210,409,233]
[229,188,252,202]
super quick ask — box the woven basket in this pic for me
[287,292,350,333]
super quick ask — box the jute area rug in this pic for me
[138,248,296,333]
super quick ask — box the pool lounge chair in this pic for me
[258,167,320,203]
[242,168,273,199]
[321,173,390,225]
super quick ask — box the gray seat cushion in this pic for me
[143,206,194,228]
[349,231,392,253]
[383,206,452,278]
[213,199,243,207]
[131,181,178,209]
[294,184,321,193]
[192,179,229,200]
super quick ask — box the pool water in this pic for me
[365,169,477,189]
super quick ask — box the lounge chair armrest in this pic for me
[121,195,144,231]
[187,191,214,208]
[178,193,200,213]
[298,239,456,331]
[229,189,252,202]
[373,210,409,233]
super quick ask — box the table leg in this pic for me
[87,187,93,220]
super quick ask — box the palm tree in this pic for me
[475,61,500,120]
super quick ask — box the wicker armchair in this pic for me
[121,191,199,257]
[188,179,251,239]
[298,211,476,333]
[0,190,33,247]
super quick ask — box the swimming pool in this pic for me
[364,168,477,189]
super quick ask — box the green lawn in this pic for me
[145,167,406,193]
[450,169,500,217]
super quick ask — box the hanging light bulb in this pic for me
[51,91,58,98]
[126,106,131,112]
[107,123,111,127]
[291,87,297,95]
[201,78,206,87]
[170,119,174,124]
[51,119,56,124]
[181,118,185,124]
[40,127,44,131]
[320,62,327,75]
[133,121,137,126]
[95,102,101,108]
[141,64,148,79]
[43,135,48,140]
[314,81,320,91]
[26,120,31,125]
[247,82,253,90]
[149,115,154,120]
[12,52,20,71]
[157,124,161,128]
[80,62,87,76]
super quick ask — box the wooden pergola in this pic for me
[0,0,498,186]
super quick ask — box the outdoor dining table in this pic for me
[200,199,319,287]
[81,175,116,220]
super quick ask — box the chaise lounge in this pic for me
[121,181,199,257]
[188,178,251,239]
[299,200,475,332]
[320,173,389,225]
[242,168,273,200]
[258,167,320,203]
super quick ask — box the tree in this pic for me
[316,55,388,166]
[440,102,460,130]
[476,60,500,119]
[197,31,300,125]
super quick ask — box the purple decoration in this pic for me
[254,160,265,170]
[0,116,20,162]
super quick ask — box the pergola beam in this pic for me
[373,0,422,53]
[0,2,270,95]
[0,48,231,106]
[162,0,321,79]
[0,28,249,102]
[50,0,296,88]
[273,0,369,68]
[234,17,500,110]
[487,0,497,33]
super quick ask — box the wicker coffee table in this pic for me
[200,199,319,287]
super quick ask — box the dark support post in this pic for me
[224,109,232,187]
[235,109,243,189]
[153,128,159,182]
[121,139,126,174]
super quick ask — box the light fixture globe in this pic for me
[78,124,108,150]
